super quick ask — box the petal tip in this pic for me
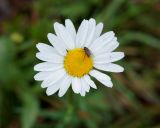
[33,65,37,71]
[46,89,52,96]
[47,33,52,37]
[120,67,124,72]
[46,92,51,96]
[36,43,41,49]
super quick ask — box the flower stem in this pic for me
[64,91,74,127]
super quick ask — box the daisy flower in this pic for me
[34,18,124,97]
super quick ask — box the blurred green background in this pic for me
[0,0,160,128]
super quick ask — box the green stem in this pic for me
[64,91,74,127]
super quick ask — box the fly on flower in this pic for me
[34,18,125,97]
[84,47,92,57]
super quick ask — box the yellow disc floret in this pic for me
[64,48,93,77]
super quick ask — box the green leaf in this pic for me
[20,91,39,128]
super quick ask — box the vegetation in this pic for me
[0,0,160,128]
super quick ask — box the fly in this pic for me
[84,47,92,57]
[83,47,92,61]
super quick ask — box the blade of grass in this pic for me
[119,31,160,50]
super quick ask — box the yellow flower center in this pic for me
[64,48,93,77]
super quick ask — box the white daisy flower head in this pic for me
[34,18,125,97]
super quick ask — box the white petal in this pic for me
[83,75,97,89]
[80,89,86,96]
[93,23,103,40]
[41,69,66,88]
[81,77,90,92]
[36,43,56,54]
[84,18,96,47]
[97,79,113,88]
[54,22,74,49]
[65,19,76,40]
[94,52,124,64]
[34,71,53,81]
[106,41,119,52]
[34,62,63,71]
[89,70,111,81]
[95,40,119,55]
[46,83,60,96]
[58,75,72,97]
[76,20,89,47]
[47,33,67,56]
[104,40,119,52]
[71,77,81,94]
[80,80,86,96]
[94,63,124,72]
[90,31,115,53]
[93,37,117,54]
[36,52,63,63]
[89,70,113,88]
